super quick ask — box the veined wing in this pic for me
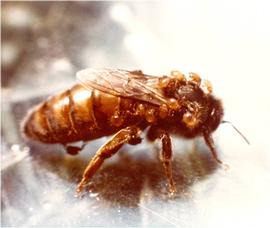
[76,68,168,105]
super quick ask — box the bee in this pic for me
[21,68,249,195]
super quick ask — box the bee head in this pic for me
[165,73,223,133]
[180,87,223,133]
[203,96,224,133]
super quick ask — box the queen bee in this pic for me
[22,69,248,195]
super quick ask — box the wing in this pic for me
[76,68,168,105]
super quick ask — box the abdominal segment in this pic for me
[22,84,143,144]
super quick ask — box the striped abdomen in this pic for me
[22,84,144,144]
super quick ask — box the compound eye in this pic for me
[182,111,198,128]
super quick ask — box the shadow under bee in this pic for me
[86,143,218,207]
[28,139,219,207]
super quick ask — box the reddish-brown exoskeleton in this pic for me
[22,69,248,196]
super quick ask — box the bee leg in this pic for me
[203,132,225,165]
[75,126,142,196]
[159,132,176,194]
[147,127,176,194]
[65,143,86,156]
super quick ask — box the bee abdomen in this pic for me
[22,101,55,143]
[22,85,98,143]
[22,85,125,144]
[22,84,144,144]
[22,99,67,143]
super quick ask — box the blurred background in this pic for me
[1,1,270,227]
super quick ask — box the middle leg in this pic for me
[160,132,176,194]
[147,127,176,194]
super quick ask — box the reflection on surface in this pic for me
[88,145,217,207]
[29,140,218,207]
[2,139,219,226]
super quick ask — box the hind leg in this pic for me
[76,126,142,195]
[64,143,86,156]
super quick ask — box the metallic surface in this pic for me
[2,1,270,227]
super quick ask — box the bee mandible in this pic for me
[21,68,249,195]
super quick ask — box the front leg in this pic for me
[203,131,223,164]
[147,127,176,194]
[203,131,229,169]
[76,126,142,195]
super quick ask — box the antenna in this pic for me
[221,120,250,145]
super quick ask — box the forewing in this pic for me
[76,68,167,105]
